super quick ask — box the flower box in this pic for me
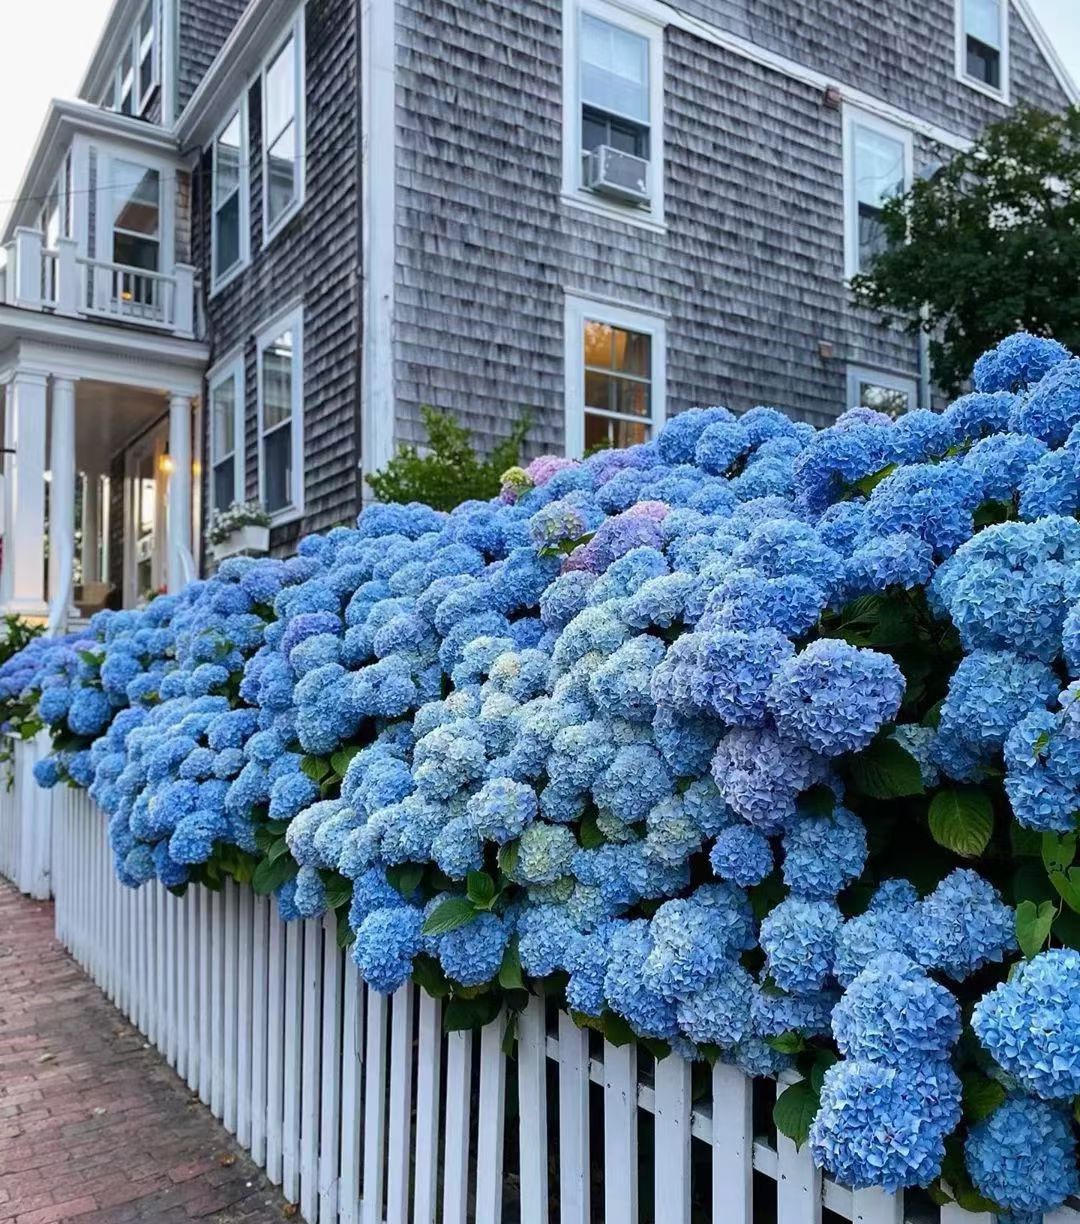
[211,524,270,561]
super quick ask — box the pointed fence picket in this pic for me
[12,779,1080,1224]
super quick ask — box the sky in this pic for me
[0,0,1076,215]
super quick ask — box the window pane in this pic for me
[215,112,242,205]
[585,370,612,412]
[262,331,294,431]
[264,426,292,513]
[859,381,911,417]
[113,163,160,236]
[586,412,648,450]
[581,14,649,123]
[214,193,241,278]
[267,124,297,224]
[113,231,159,274]
[966,37,1001,88]
[853,126,905,210]
[120,45,134,113]
[614,378,650,417]
[213,457,236,514]
[965,0,1000,49]
[212,379,236,459]
[584,320,614,370]
[265,35,296,143]
[613,328,650,376]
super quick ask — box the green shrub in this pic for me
[366,406,529,512]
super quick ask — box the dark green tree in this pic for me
[366,405,529,512]
[851,105,1080,395]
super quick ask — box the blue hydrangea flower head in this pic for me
[972,332,1072,395]
[965,1095,1079,1216]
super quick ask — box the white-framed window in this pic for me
[114,0,159,116]
[842,107,913,280]
[561,0,665,230]
[564,294,666,458]
[261,11,306,242]
[256,304,304,520]
[846,365,919,417]
[211,97,250,291]
[208,350,246,515]
[111,159,162,307]
[956,0,1009,100]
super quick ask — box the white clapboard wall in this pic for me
[17,781,1077,1224]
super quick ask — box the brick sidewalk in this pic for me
[0,879,290,1223]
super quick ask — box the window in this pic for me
[212,100,250,289]
[261,14,306,240]
[564,295,666,458]
[957,0,1008,98]
[257,305,304,518]
[113,0,159,116]
[843,108,913,279]
[562,1,664,228]
[846,366,918,417]
[112,161,161,307]
[209,353,245,514]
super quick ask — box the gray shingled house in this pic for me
[0,0,1074,618]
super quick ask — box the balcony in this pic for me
[3,227,196,339]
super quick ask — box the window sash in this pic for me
[257,310,303,517]
[580,13,649,124]
[209,360,244,512]
[964,0,1001,50]
[213,106,247,283]
[262,22,304,235]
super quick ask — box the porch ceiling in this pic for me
[75,380,167,476]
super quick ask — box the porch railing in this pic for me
[4,227,195,339]
[2,750,1079,1222]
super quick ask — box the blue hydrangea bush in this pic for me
[7,331,1080,1214]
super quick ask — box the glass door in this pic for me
[125,424,168,606]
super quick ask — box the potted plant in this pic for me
[209,500,272,561]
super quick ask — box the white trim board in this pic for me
[255,300,305,522]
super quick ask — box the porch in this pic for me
[0,317,209,623]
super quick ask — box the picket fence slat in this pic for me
[603,1040,638,1223]
[26,782,1080,1224]
[412,993,441,1224]
[319,914,342,1223]
[518,996,549,1224]
[386,983,415,1224]
[475,1013,507,1224]
[362,988,388,1224]
[557,1011,591,1224]
[442,1029,472,1224]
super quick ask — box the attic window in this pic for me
[958,0,1008,99]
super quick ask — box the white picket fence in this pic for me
[0,733,53,899]
[1,764,1077,1221]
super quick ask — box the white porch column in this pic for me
[81,473,100,584]
[2,369,48,617]
[48,377,77,618]
[167,392,193,593]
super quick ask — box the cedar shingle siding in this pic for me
[392,0,1071,454]
[177,0,1070,539]
[177,0,249,114]
[191,0,361,554]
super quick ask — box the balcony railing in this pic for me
[4,227,195,340]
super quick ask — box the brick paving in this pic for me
[0,879,291,1223]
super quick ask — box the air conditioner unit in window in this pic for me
[583,146,650,206]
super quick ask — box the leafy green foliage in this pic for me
[1015,900,1056,959]
[847,736,925,800]
[928,790,994,858]
[851,105,1080,394]
[773,1079,821,1150]
[366,405,530,512]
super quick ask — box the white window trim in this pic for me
[256,302,305,523]
[209,94,251,296]
[564,293,666,459]
[846,365,919,415]
[955,0,1010,103]
[561,0,666,233]
[260,9,307,246]
[207,348,246,514]
[842,105,914,282]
